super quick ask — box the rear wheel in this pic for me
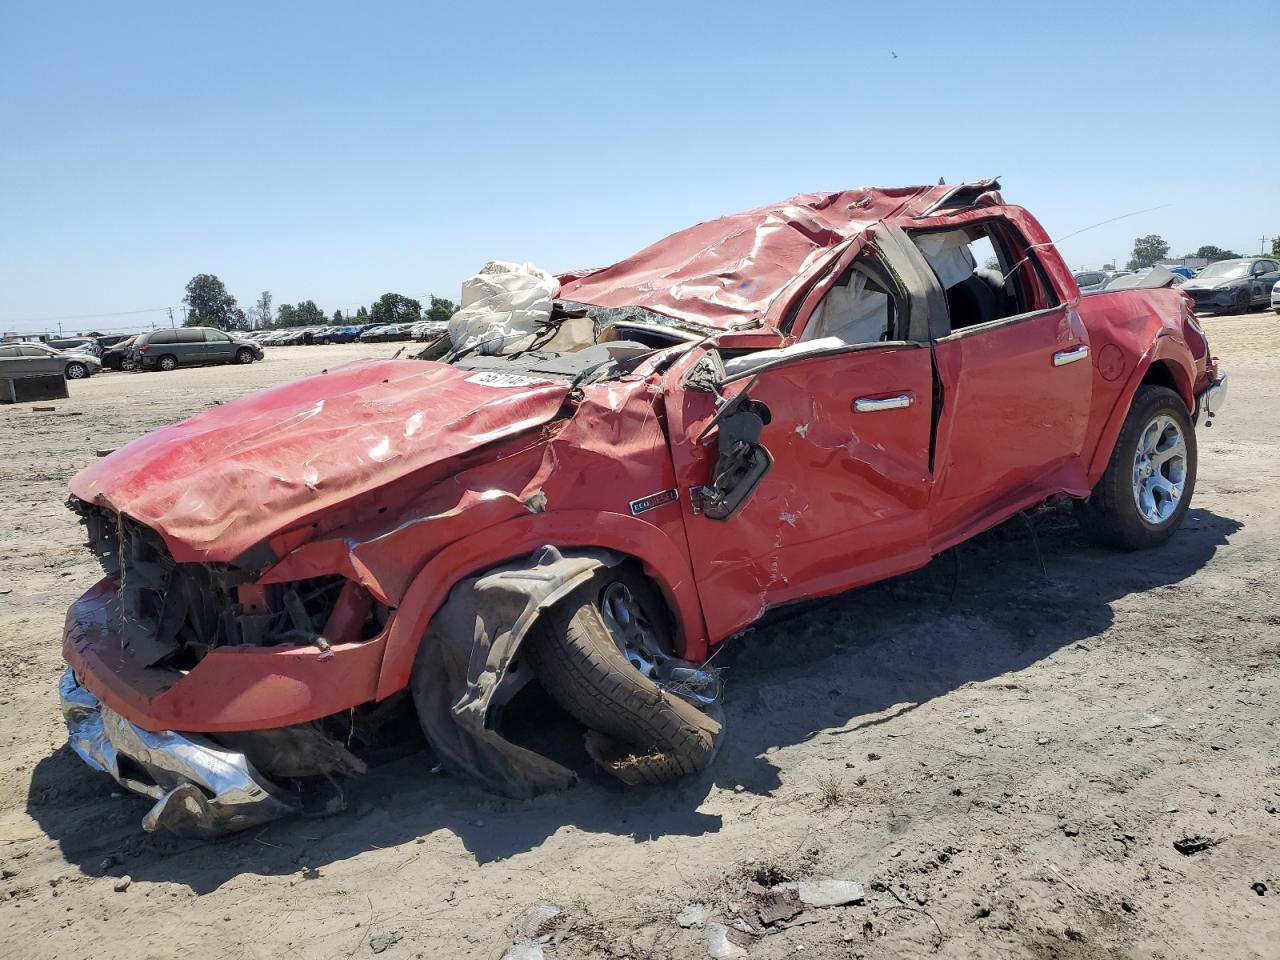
[235,348,254,364]
[524,572,721,784]
[157,354,178,372]
[65,362,88,380]
[1076,385,1196,550]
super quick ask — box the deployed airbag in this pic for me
[448,261,559,356]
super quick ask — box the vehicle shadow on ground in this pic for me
[27,504,1241,892]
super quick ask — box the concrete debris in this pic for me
[368,931,402,954]
[787,879,866,907]
[502,944,544,960]
[112,875,131,892]
[705,921,748,959]
[512,904,574,947]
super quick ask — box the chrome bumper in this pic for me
[58,668,297,837]
[1195,372,1228,423]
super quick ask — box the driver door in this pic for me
[665,236,939,641]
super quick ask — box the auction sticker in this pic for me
[465,371,551,388]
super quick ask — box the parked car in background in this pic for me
[1092,266,1184,292]
[1073,270,1131,293]
[317,325,363,344]
[1272,280,1280,314]
[102,336,138,371]
[0,341,101,379]
[131,327,264,371]
[410,319,448,341]
[46,336,103,357]
[1181,257,1280,314]
[95,334,136,350]
[365,324,414,342]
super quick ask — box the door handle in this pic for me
[854,393,913,413]
[1053,345,1089,366]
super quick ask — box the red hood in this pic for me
[556,184,944,329]
[70,360,570,564]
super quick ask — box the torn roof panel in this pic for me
[557,184,958,329]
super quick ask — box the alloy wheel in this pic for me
[598,582,667,680]
[1132,414,1186,524]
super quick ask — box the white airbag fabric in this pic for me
[916,231,977,290]
[448,261,560,356]
[800,269,889,344]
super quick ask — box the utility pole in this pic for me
[168,307,175,328]
[1262,236,1272,255]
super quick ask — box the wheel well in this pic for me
[1140,360,1191,411]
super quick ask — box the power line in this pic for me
[0,305,175,326]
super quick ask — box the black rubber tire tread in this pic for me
[236,348,254,364]
[524,574,721,783]
[1076,384,1197,550]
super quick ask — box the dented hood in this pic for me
[70,360,570,564]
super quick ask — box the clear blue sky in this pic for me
[2,1,1275,334]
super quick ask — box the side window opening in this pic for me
[798,262,898,345]
[910,222,1060,334]
[721,251,909,379]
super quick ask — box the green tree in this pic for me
[252,291,272,330]
[354,306,370,322]
[1126,235,1170,271]
[370,293,422,326]
[274,300,325,327]
[1272,236,1280,259]
[1190,245,1240,263]
[184,274,248,329]
[332,310,345,324]
[426,295,458,324]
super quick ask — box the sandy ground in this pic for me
[1,319,1277,960]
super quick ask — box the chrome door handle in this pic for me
[1053,345,1089,366]
[854,394,913,412]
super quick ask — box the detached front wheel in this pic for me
[524,573,722,785]
[1076,384,1197,550]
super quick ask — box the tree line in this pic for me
[181,274,457,331]
[1125,235,1280,271]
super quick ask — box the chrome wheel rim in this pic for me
[599,582,665,681]
[1132,414,1186,524]
[67,364,85,379]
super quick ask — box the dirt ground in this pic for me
[1,318,1277,960]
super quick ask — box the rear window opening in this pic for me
[908,221,1059,333]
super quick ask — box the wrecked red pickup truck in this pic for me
[60,179,1226,835]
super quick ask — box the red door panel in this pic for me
[929,306,1092,551]
[666,345,935,642]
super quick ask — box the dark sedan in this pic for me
[1182,258,1280,314]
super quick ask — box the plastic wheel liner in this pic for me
[410,545,722,798]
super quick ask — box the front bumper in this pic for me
[64,577,387,733]
[1195,372,1228,423]
[1187,289,1238,311]
[59,668,296,836]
